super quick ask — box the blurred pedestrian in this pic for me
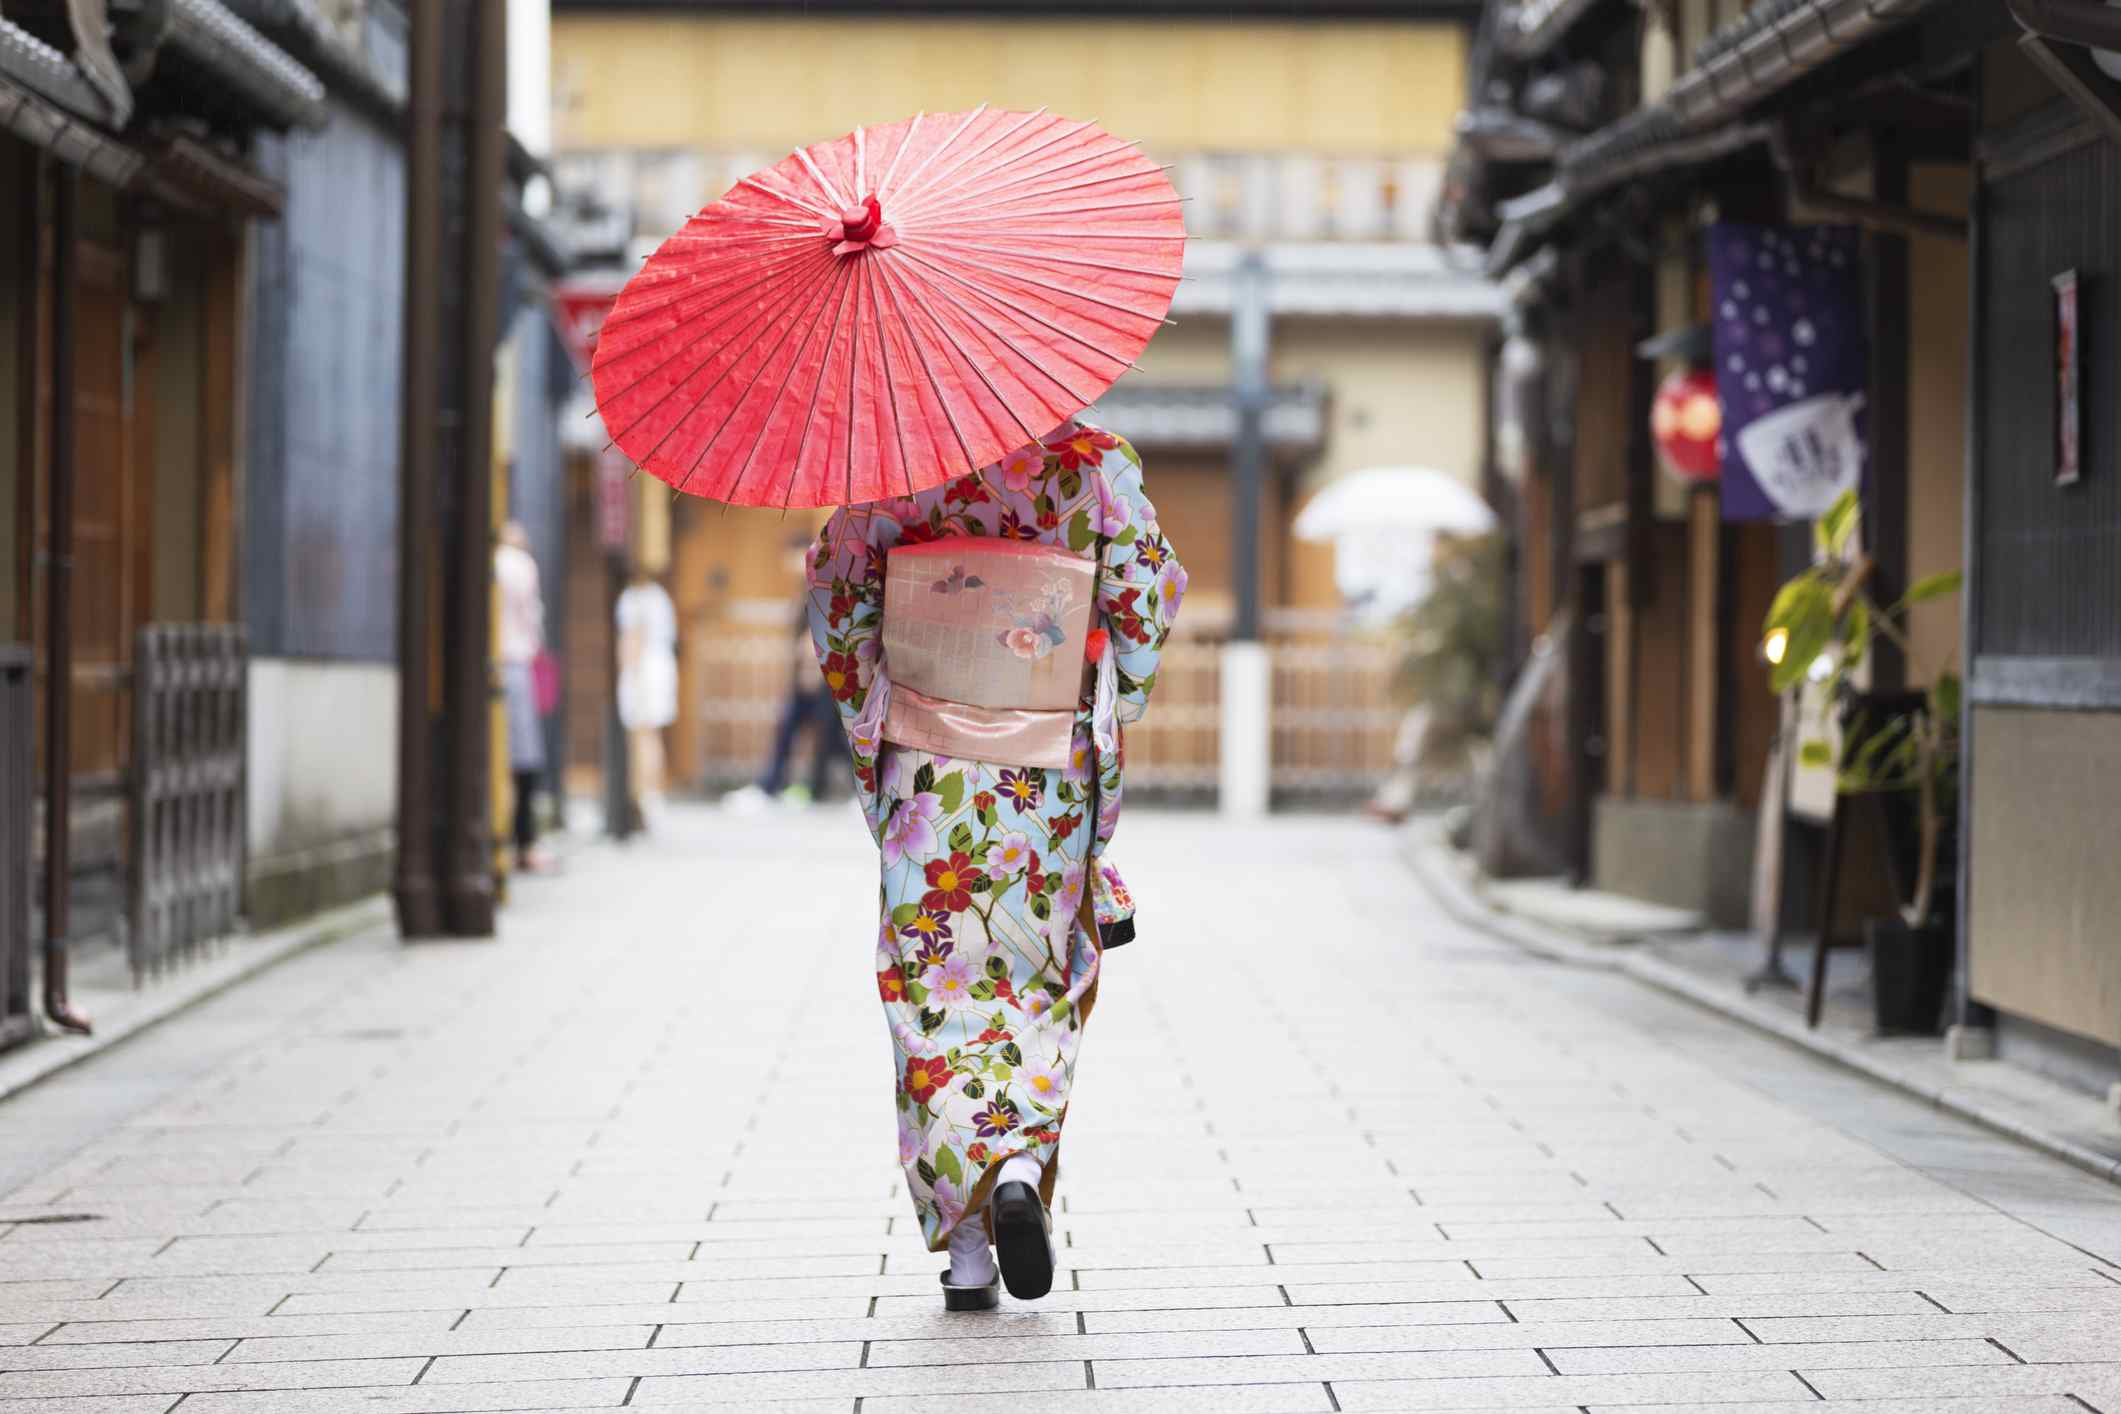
[808,418,1185,1309]
[615,566,679,827]
[728,535,838,812]
[495,521,555,873]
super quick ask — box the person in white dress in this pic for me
[615,568,679,824]
[495,522,554,871]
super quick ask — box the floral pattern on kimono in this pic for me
[806,418,1184,1251]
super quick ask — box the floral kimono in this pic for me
[807,418,1184,1251]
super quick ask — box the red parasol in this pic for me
[591,107,1184,509]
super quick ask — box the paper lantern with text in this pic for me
[1651,366,1722,482]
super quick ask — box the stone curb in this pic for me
[0,895,392,1106]
[1400,821,2121,1190]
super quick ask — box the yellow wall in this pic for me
[553,16,1465,158]
[1273,320,1487,491]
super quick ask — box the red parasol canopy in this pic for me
[591,107,1185,509]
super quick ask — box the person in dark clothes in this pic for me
[734,535,840,809]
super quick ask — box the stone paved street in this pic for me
[4,806,2121,1413]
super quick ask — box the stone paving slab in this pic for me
[3,810,2121,1413]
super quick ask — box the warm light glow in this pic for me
[1762,627,1789,666]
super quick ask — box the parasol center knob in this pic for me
[841,195,883,243]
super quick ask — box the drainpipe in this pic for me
[1220,250,1272,820]
[394,0,442,938]
[42,164,89,1035]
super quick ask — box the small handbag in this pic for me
[531,649,562,717]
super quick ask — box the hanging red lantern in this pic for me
[1651,366,1722,482]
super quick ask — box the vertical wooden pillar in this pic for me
[442,0,506,935]
[1685,485,1719,801]
[1866,141,1911,692]
[397,0,506,938]
[200,234,243,625]
[1605,558,1632,797]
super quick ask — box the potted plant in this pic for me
[1761,490,1962,1034]
[1380,532,1505,820]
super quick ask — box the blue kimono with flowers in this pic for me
[807,418,1184,1250]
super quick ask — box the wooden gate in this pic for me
[685,608,1400,805]
[129,625,246,979]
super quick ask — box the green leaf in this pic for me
[1000,1041,1024,1067]
[1029,892,1052,921]
[1763,572,1836,694]
[1113,525,1138,548]
[1843,599,1870,661]
[1902,569,1964,606]
[968,980,996,1001]
[1931,671,1962,723]
[977,803,998,828]
[935,1147,963,1186]
[960,1077,986,1099]
[1814,490,1861,558]
[913,763,936,795]
[984,955,1008,980]
[1118,439,1141,468]
[916,1159,938,1186]
[1058,469,1084,500]
[968,875,992,893]
[919,1009,945,1035]
[1048,998,1072,1024]
[1799,740,1834,768]
[947,822,975,853]
[937,771,965,815]
[890,902,920,928]
[1066,509,1096,552]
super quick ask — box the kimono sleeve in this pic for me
[1095,440,1185,723]
[805,508,896,842]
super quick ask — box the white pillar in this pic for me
[1220,641,1272,819]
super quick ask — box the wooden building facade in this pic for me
[1452,0,2121,1088]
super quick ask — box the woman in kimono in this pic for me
[808,417,1184,1308]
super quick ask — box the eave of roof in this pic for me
[1091,382,1328,455]
[221,0,408,118]
[0,67,143,186]
[1483,0,1942,274]
[1178,242,1504,321]
[161,0,328,131]
[0,16,110,123]
[1493,0,1603,60]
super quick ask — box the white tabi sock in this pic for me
[996,1152,1043,1194]
[946,1215,996,1286]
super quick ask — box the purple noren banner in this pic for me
[1709,223,1868,523]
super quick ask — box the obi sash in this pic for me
[861,537,1115,770]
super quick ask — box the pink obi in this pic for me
[879,538,1095,770]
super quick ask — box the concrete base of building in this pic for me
[246,827,396,933]
[1592,795,1756,930]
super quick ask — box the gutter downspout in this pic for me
[42,162,89,1036]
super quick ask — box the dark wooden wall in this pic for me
[1975,108,2121,662]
